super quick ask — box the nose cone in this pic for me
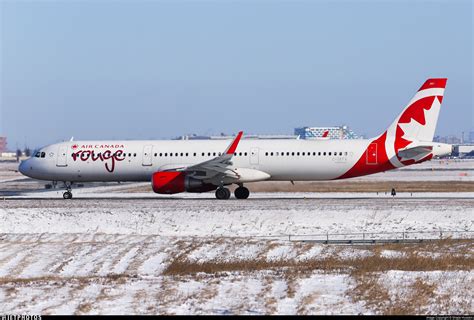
[18,159,29,176]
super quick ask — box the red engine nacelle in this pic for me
[152,171,217,194]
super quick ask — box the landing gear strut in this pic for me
[63,182,73,199]
[215,187,231,200]
[234,186,250,199]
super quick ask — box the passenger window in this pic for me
[318,152,321,156]
[175,153,178,157]
[339,152,343,156]
[208,152,211,156]
[286,152,290,156]
[244,152,248,156]
[194,153,196,156]
[323,152,326,156]
[128,153,132,157]
[291,152,295,156]
[329,152,332,156]
[270,152,273,156]
[345,152,348,156]
[239,152,242,156]
[213,152,216,156]
[297,152,300,156]
[134,153,137,157]
[165,153,167,157]
[302,152,305,156]
[313,152,316,156]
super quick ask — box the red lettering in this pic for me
[80,150,91,161]
[71,149,126,173]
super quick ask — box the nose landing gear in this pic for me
[63,182,73,199]
[63,191,73,199]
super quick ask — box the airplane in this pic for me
[19,78,453,200]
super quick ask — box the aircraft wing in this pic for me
[159,131,245,183]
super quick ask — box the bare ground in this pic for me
[117,180,474,193]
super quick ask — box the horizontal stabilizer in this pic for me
[397,145,433,162]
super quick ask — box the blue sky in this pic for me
[1,0,472,149]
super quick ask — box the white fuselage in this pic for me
[20,139,372,183]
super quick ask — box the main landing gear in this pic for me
[215,185,250,200]
[215,187,231,200]
[63,182,73,199]
[234,186,250,199]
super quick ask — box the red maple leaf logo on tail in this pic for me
[395,96,441,165]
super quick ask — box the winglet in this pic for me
[225,131,243,155]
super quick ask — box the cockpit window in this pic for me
[35,152,41,158]
[41,152,46,158]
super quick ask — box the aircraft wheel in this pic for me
[235,186,250,199]
[215,187,231,200]
[63,191,73,199]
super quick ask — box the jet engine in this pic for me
[151,171,216,194]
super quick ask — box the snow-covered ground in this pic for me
[1,196,473,236]
[0,235,472,314]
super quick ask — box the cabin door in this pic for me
[250,148,259,165]
[56,145,68,167]
[366,143,377,165]
[142,145,153,166]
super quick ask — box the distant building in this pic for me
[175,134,296,140]
[0,136,7,153]
[433,135,462,144]
[294,126,360,140]
[176,126,361,141]
[454,144,474,157]
[469,131,474,143]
